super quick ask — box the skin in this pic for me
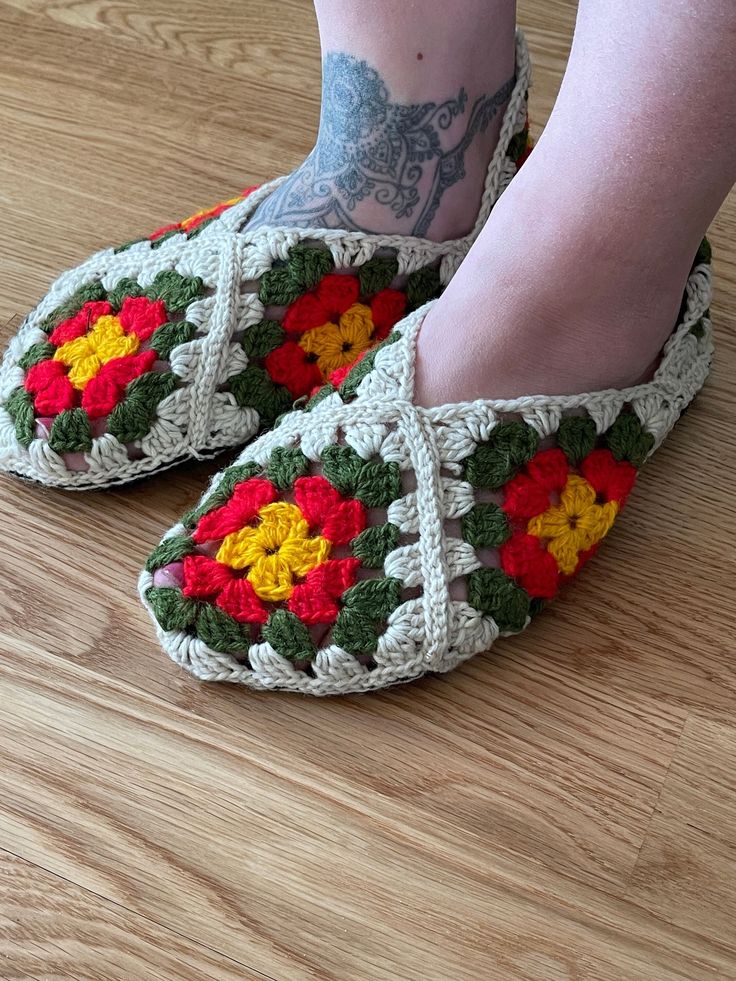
[415,0,736,403]
[251,0,736,403]
[248,0,517,241]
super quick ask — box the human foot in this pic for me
[415,0,736,407]
[415,128,714,407]
[0,37,531,490]
[139,247,713,693]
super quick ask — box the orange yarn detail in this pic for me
[266,274,407,397]
[148,186,259,242]
[298,302,375,378]
[526,474,619,575]
[499,447,637,599]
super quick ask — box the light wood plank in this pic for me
[0,0,734,977]
[0,849,264,980]
[625,716,736,951]
[1,646,734,980]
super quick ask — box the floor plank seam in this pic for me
[0,844,277,981]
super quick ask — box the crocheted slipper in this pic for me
[139,239,714,695]
[0,36,532,491]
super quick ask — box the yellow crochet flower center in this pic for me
[53,315,140,390]
[216,501,331,601]
[298,302,375,377]
[527,474,619,575]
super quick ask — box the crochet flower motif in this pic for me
[4,270,206,454]
[500,447,637,599]
[264,274,407,398]
[24,296,168,420]
[145,443,404,661]
[184,474,366,625]
[224,245,441,427]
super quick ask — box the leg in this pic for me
[248,0,517,240]
[416,0,736,404]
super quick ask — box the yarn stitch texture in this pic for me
[0,33,532,490]
[139,237,714,695]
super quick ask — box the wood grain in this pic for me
[0,0,735,978]
[0,851,260,980]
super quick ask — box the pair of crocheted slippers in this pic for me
[0,34,714,694]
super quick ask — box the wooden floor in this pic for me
[1,1,735,978]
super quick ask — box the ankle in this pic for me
[247,48,516,240]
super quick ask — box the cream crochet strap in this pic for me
[138,254,713,696]
[0,34,531,490]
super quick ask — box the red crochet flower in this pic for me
[185,474,366,625]
[24,296,168,420]
[264,274,406,398]
[499,447,637,599]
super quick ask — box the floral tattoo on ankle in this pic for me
[248,53,515,236]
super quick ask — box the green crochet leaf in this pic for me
[147,587,199,631]
[228,366,293,426]
[149,321,196,359]
[186,216,216,239]
[196,605,252,654]
[320,445,364,496]
[107,277,145,308]
[216,462,264,499]
[305,384,336,412]
[150,229,182,250]
[354,460,401,508]
[145,534,196,573]
[467,568,530,632]
[350,523,399,567]
[113,240,140,255]
[145,271,206,312]
[259,266,304,306]
[48,408,92,454]
[5,387,35,446]
[242,320,285,359]
[359,256,399,295]
[40,281,107,333]
[557,416,598,466]
[332,610,380,656]
[406,265,442,309]
[461,504,511,549]
[108,371,178,444]
[341,577,401,621]
[266,447,310,490]
[18,342,55,371]
[333,576,402,656]
[338,350,378,400]
[287,245,334,290]
[464,421,540,489]
[262,609,316,662]
[604,413,654,468]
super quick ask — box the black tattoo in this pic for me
[248,53,515,236]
